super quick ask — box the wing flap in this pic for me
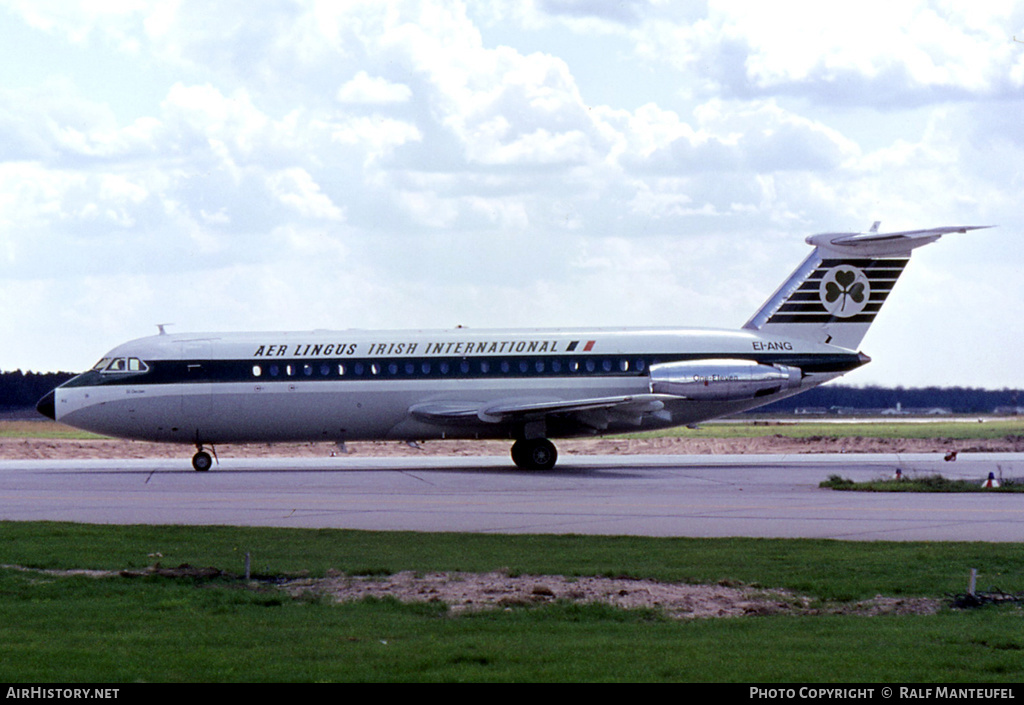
[409,395,671,429]
[481,394,668,421]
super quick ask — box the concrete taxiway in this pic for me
[3,453,1024,540]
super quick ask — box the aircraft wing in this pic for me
[409,394,673,431]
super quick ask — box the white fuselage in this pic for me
[47,326,863,446]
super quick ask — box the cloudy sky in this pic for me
[2,0,1022,389]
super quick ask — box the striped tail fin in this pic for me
[743,224,991,350]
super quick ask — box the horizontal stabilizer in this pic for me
[806,225,992,256]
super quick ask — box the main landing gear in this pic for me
[510,438,558,471]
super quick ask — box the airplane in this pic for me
[36,224,989,472]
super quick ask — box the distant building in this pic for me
[883,402,951,416]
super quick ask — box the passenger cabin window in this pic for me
[240,353,649,384]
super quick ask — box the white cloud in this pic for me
[329,115,422,161]
[161,83,273,159]
[266,167,344,221]
[337,71,413,104]
[0,0,1021,389]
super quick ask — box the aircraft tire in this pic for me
[511,438,558,471]
[510,441,525,468]
[192,451,213,472]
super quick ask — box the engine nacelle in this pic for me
[649,359,802,401]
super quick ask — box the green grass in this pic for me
[0,420,108,439]
[821,474,1024,492]
[6,417,1024,441]
[4,522,1021,600]
[3,522,1024,682]
[624,417,1024,441]
[3,571,1021,682]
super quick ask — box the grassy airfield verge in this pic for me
[821,474,1024,492]
[0,419,108,439]
[6,416,1024,441]
[2,522,1024,682]
[627,416,1024,441]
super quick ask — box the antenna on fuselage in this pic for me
[156,323,174,335]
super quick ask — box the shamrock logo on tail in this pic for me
[826,270,865,312]
[819,266,870,318]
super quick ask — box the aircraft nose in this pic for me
[36,390,56,420]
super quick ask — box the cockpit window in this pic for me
[98,357,149,374]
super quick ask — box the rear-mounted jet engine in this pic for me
[648,359,802,400]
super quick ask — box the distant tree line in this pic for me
[0,369,1021,416]
[0,371,76,410]
[755,385,1022,415]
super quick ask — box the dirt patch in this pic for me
[5,433,1023,461]
[281,570,942,619]
[4,562,941,618]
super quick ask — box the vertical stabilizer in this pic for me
[743,225,990,350]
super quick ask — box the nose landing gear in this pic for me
[192,446,215,472]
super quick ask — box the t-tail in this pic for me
[743,224,992,350]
